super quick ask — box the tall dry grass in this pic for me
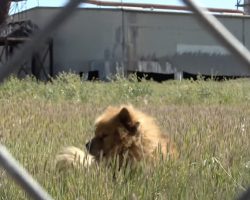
[0,74,249,199]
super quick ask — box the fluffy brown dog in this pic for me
[56,105,177,170]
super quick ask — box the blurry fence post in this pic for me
[182,0,250,68]
[0,145,53,200]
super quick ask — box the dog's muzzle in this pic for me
[85,141,91,152]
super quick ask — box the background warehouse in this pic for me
[1,0,250,81]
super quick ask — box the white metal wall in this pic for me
[17,7,250,78]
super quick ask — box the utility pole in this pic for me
[244,0,250,14]
[236,0,250,14]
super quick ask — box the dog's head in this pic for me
[85,106,140,162]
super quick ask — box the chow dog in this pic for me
[56,105,177,170]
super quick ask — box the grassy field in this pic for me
[0,74,250,199]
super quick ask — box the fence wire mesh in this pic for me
[0,0,249,199]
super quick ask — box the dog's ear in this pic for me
[118,107,140,134]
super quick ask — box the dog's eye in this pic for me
[99,134,108,140]
[102,134,108,138]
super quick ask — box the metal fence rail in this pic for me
[0,0,249,199]
[0,145,53,200]
[182,0,250,68]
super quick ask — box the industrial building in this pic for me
[1,1,250,81]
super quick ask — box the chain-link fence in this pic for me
[0,0,250,199]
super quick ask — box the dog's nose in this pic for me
[85,141,91,151]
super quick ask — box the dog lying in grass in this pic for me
[56,105,178,170]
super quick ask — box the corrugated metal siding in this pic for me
[11,7,250,78]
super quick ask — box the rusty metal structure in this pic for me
[0,0,11,27]
[0,0,53,80]
[86,1,244,14]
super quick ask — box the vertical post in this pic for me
[121,8,127,77]
[49,39,54,77]
[175,71,183,81]
[31,53,40,80]
[4,38,8,60]
[244,0,250,14]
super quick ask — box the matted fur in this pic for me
[56,105,177,170]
